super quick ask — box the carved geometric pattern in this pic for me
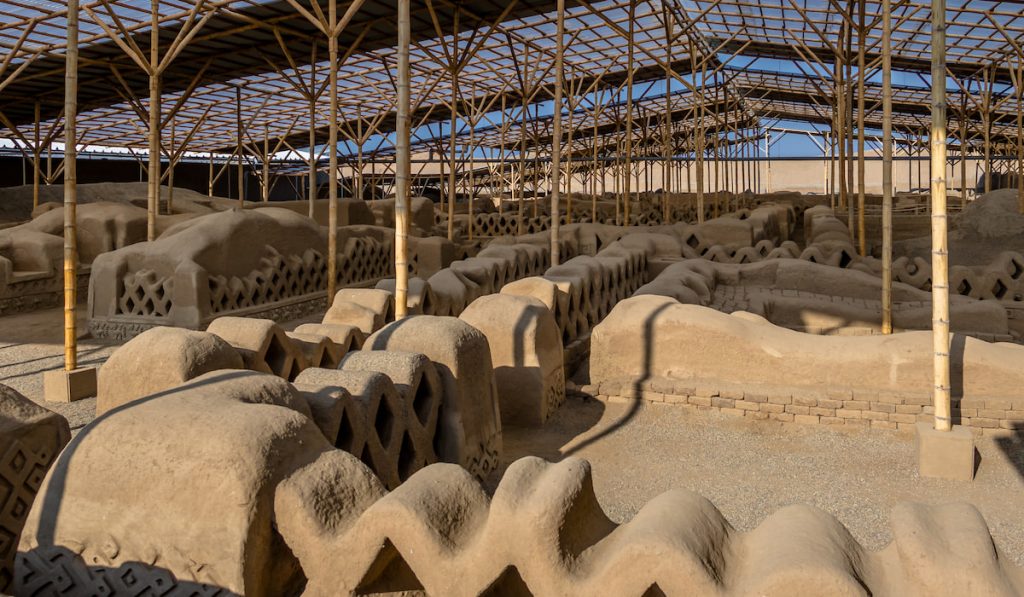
[209,248,327,315]
[336,237,392,287]
[118,269,174,317]
[16,547,231,596]
[0,438,55,592]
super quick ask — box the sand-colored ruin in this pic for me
[3,0,1024,594]
[6,186,1024,594]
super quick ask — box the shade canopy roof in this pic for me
[0,0,1022,159]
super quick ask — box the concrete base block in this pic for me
[915,422,975,481]
[43,367,98,403]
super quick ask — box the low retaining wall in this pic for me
[588,295,1024,436]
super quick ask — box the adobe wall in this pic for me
[589,295,1024,436]
[86,209,405,339]
[14,369,1024,595]
[635,258,1014,341]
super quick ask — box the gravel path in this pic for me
[503,396,1024,566]
[0,305,118,431]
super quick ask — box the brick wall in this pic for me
[582,376,1024,437]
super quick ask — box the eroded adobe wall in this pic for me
[14,369,1024,595]
[589,295,1024,436]
[635,258,1013,341]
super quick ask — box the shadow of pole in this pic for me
[35,369,255,547]
[563,301,672,458]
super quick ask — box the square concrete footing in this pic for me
[43,367,97,403]
[915,422,975,481]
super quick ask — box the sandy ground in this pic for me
[501,397,1024,566]
[2,306,1023,566]
[0,304,117,431]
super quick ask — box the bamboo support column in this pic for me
[1017,60,1023,213]
[622,0,635,226]
[713,131,720,216]
[829,128,836,207]
[395,0,410,318]
[499,96,507,211]
[836,48,847,211]
[236,86,244,206]
[468,109,476,241]
[930,0,951,432]
[168,119,176,212]
[550,0,565,266]
[32,101,40,209]
[846,24,855,227]
[982,69,992,193]
[356,110,364,200]
[694,39,705,223]
[262,123,270,202]
[326,0,340,303]
[662,6,673,223]
[64,0,80,371]
[519,98,528,233]
[856,0,867,256]
[592,112,599,221]
[309,54,317,215]
[917,134,923,190]
[447,57,458,240]
[960,96,967,208]
[881,0,894,334]
[147,0,161,241]
[565,95,573,224]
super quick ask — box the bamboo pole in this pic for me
[168,118,175,212]
[326,0,340,304]
[1017,60,1023,213]
[663,5,673,223]
[694,39,705,224]
[622,0,635,226]
[499,95,507,212]
[882,0,894,334]
[550,0,564,266]
[395,0,410,318]
[836,42,847,212]
[930,0,951,432]
[262,123,270,202]
[32,100,40,209]
[147,0,160,241]
[982,69,992,194]
[829,128,836,208]
[856,0,867,256]
[566,95,573,224]
[447,38,458,241]
[468,102,476,241]
[917,134,923,191]
[308,55,317,215]
[960,96,967,208]
[236,85,244,206]
[519,98,528,233]
[64,0,80,371]
[357,107,364,201]
[846,14,855,234]
[592,107,599,221]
